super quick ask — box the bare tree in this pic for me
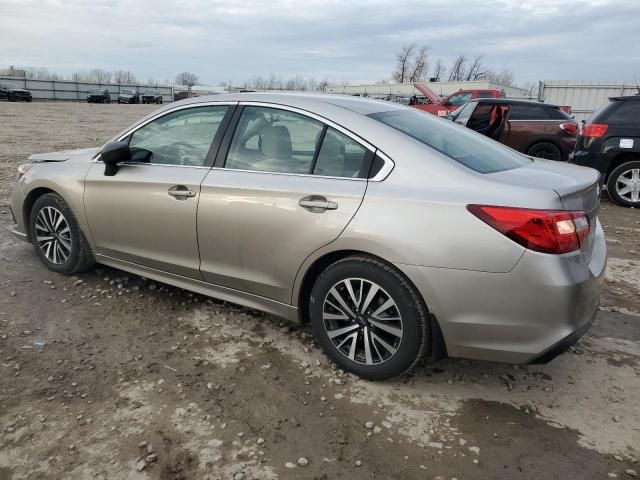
[174,72,199,94]
[431,59,446,82]
[448,55,467,81]
[89,68,112,83]
[465,55,487,81]
[486,67,515,86]
[113,70,137,84]
[392,44,416,84]
[409,45,430,82]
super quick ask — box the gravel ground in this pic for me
[0,102,639,480]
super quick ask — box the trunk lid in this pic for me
[489,158,600,256]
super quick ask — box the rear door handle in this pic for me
[168,185,196,199]
[299,195,338,213]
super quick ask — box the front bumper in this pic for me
[397,218,607,364]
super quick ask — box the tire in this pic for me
[607,160,640,207]
[28,193,95,274]
[527,142,562,161]
[8,95,15,102]
[309,255,429,380]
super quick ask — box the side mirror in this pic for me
[100,141,131,176]
[445,114,455,121]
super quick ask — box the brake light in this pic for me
[581,123,608,138]
[559,123,577,135]
[467,205,590,254]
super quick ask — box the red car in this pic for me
[409,82,504,117]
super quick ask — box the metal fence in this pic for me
[0,76,174,103]
[539,80,640,123]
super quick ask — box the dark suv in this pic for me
[0,82,32,102]
[570,96,640,207]
[448,99,577,161]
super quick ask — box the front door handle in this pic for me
[299,195,338,213]
[168,185,196,199]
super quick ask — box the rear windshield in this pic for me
[369,110,530,173]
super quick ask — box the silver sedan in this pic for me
[8,93,606,380]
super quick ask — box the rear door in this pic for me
[197,104,372,303]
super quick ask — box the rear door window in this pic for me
[509,105,552,120]
[313,127,368,178]
[225,106,324,174]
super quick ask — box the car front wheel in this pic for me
[29,193,95,274]
[607,160,640,207]
[309,256,429,380]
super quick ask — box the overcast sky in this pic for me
[1,0,639,86]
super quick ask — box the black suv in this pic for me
[570,95,640,207]
[0,82,32,102]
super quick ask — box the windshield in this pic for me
[89,89,103,94]
[368,109,530,174]
[122,89,134,94]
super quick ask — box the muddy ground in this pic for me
[0,102,639,480]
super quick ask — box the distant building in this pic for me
[325,80,532,100]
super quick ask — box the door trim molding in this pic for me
[95,253,300,323]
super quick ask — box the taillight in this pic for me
[559,123,577,135]
[467,205,590,254]
[581,123,608,138]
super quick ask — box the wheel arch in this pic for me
[294,248,446,361]
[22,187,58,242]
[605,152,640,181]
[523,136,562,154]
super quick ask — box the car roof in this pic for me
[171,92,407,115]
[609,95,640,101]
[472,98,561,108]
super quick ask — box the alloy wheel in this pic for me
[531,147,558,160]
[34,206,72,264]
[322,278,403,365]
[615,168,640,203]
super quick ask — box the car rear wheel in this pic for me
[607,161,640,207]
[527,142,562,161]
[309,255,429,380]
[29,193,95,274]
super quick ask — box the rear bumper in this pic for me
[397,218,606,364]
[529,318,593,364]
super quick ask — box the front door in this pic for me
[197,105,370,303]
[84,104,233,278]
